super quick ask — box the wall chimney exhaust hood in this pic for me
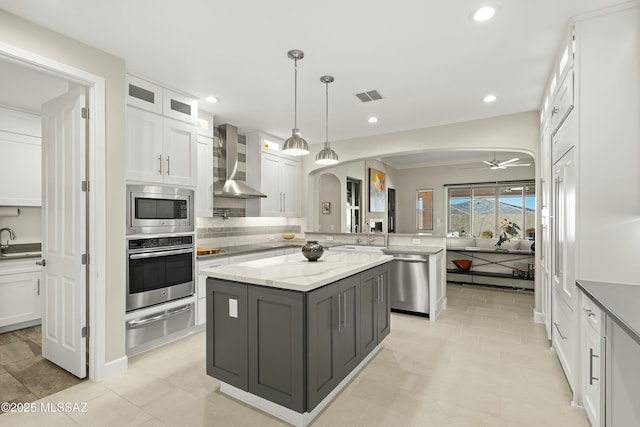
[213,124,266,198]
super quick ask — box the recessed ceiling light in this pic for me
[483,94,497,103]
[368,117,378,124]
[473,6,496,22]
[205,96,219,103]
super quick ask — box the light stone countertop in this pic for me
[203,251,393,292]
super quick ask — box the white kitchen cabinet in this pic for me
[0,130,41,206]
[127,75,198,125]
[246,133,301,218]
[162,118,197,186]
[126,74,198,186]
[580,291,604,427]
[247,151,300,217]
[551,145,577,391]
[552,288,576,390]
[0,108,41,206]
[0,260,42,331]
[126,107,197,186]
[543,4,640,410]
[126,74,163,114]
[196,134,214,217]
[552,145,576,311]
[196,256,229,326]
[162,88,198,125]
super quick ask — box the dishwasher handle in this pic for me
[392,256,428,263]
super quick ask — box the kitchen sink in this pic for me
[0,243,42,257]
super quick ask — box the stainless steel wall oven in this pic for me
[126,234,195,312]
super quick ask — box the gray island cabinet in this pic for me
[203,252,392,426]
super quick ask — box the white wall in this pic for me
[317,173,341,232]
[393,163,534,234]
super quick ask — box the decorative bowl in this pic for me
[281,233,295,240]
[452,260,472,271]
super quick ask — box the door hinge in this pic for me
[82,253,90,265]
[81,181,90,192]
[81,326,89,338]
[81,108,89,119]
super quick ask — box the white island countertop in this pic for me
[202,251,393,292]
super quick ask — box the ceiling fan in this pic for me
[476,153,531,170]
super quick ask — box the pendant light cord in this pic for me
[325,81,330,148]
[293,58,298,131]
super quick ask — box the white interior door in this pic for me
[41,86,87,378]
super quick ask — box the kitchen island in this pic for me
[202,251,393,427]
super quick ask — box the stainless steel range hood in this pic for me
[213,124,266,198]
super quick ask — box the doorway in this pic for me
[0,43,105,393]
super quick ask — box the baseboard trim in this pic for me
[533,310,545,323]
[94,355,127,381]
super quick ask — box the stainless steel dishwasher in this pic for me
[389,253,429,316]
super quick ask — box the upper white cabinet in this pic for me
[550,31,575,136]
[0,108,42,206]
[196,134,214,217]
[126,74,198,186]
[126,74,163,114]
[246,132,300,218]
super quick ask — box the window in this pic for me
[447,182,536,238]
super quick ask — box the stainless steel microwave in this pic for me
[127,185,194,235]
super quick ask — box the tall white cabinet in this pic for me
[196,111,214,217]
[541,3,640,421]
[126,74,198,187]
[246,132,300,218]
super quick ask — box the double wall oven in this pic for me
[125,185,196,354]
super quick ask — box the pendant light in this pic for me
[282,49,309,156]
[315,75,339,165]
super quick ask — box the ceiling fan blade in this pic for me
[481,160,494,166]
[504,163,531,167]
[498,157,520,166]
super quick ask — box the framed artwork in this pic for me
[322,201,331,214]
[369,168,386,212]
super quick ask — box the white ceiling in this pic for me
[0,0,618,168]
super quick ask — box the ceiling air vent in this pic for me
[355,90,384,102]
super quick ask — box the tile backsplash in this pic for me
[196,216,302,248]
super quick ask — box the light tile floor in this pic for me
[0,284,590,426]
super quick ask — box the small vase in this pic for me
[301,241,324,262]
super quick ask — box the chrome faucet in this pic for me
[366,221,374,246]
[0,228,15,248]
